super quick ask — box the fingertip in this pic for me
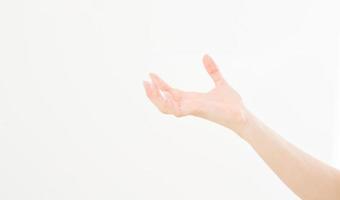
[149,75,158,88]
[203,54,217,74]
[148,73,157,83]
[203,54,214,65]
[203,54,210,61]
[202,54,212,69]
[149,73,162,86]
[149,72,157,79]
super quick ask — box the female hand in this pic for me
[143,55,249,134]
[144,55,340,200]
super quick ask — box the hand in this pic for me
[143,55,249,134]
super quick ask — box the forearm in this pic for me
[237,111,340,200]
[144,55,340,199]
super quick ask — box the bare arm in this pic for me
[143,55,340,199]
[240,111,340,199]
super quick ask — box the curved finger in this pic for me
[149,73,172,91]
[143,81,166,111]
[143,81,174,114]
[149,73,182,101]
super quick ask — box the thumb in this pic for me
[202,54,226,86]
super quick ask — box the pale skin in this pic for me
[143,55,340,200]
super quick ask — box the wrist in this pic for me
[233,108,257,141]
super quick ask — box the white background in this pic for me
[0,0,339,199]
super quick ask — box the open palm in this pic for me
[143,55,248,132]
